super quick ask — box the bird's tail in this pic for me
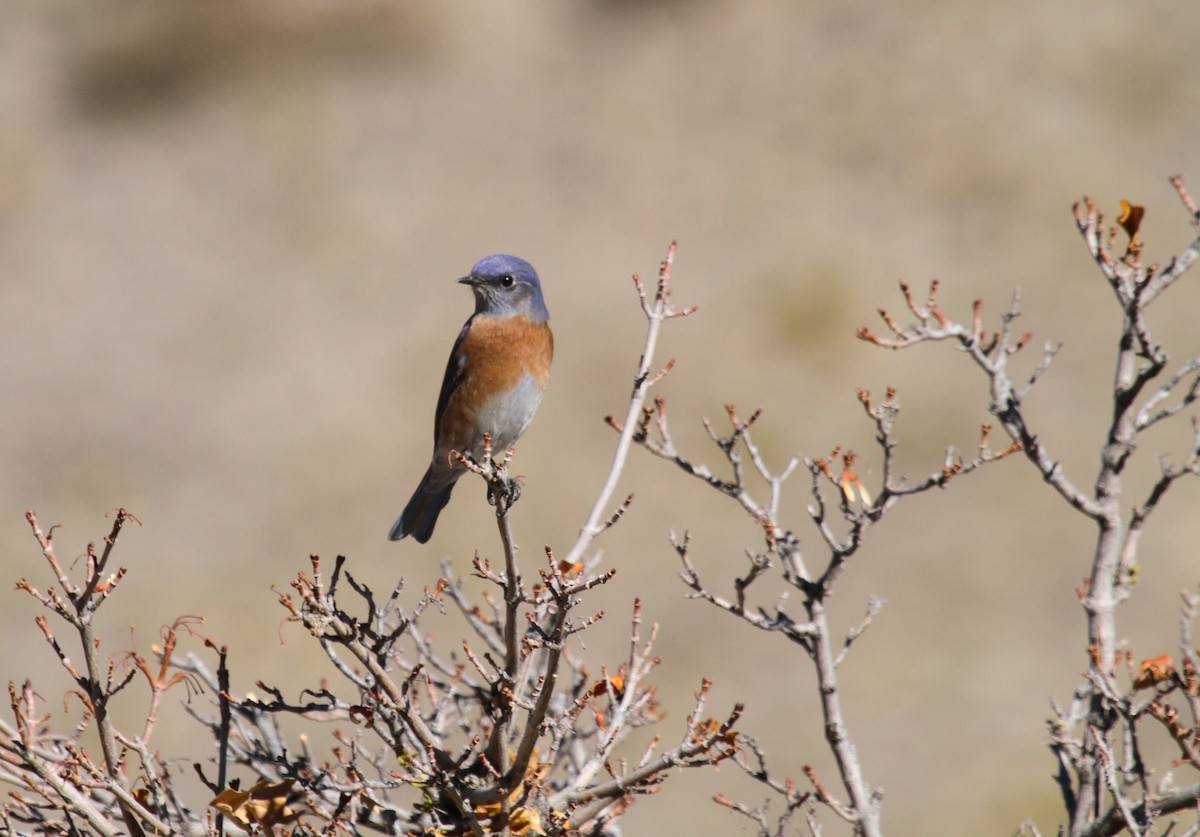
[389,467,455,543]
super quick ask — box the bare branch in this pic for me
[567,242,696,566]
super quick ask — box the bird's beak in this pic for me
[458,274,482,287]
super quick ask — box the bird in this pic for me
[389,255,554,543]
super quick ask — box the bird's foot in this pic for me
[486,475,524,507]
[505,476,523,505]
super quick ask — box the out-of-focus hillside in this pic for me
[2,1,1199,833]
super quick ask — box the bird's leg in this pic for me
[480,437,522,508]
[484,474,522,508]
[504,476,523,506]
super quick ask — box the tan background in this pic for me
[3,1,1200,833]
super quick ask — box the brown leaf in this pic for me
[473,801,546,835]
[510,806,547,835]
[1118,200,1145,239]
[211,779,299,830]
[474,755,550,821]
[349,704,375,728]
[839,470,872,506]
[589,674,625,699]
[1134,654,1175,689]
[1118,199,1145,258]
[557,559,585,577]
[473,799,504,820]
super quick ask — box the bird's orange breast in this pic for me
[437,316,553,452]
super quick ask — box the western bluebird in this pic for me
[389,255,554,543]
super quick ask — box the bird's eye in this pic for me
[499,274,515,289]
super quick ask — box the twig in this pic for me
[566,242,696,566]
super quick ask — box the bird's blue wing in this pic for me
[433,316,474,442]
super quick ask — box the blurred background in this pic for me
[3,1,1200,833]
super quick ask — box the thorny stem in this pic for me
[212,641,231,836]
[858,181,1200,836]
[481,445,521,776]
[508,581,569,793]
[0,686,124,837]
[23,510,150,837]
[807,595,882,836]
[564,241,695,567]
[649,386,1018,833]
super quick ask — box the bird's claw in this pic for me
[486,476,523,507]
[505,477,523,505]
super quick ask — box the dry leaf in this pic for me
[589,675,626,699]
[840,470,872,506]
[474,753,549,822]
[510,806,547,835]
[349,704,375,728]
[1118,199,1145,258]
[557,559,585,577]
[1118,200,1145,239]
[211,779,299,830]
[1134,654,1175,689]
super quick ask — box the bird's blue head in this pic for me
[459,254,549,322]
